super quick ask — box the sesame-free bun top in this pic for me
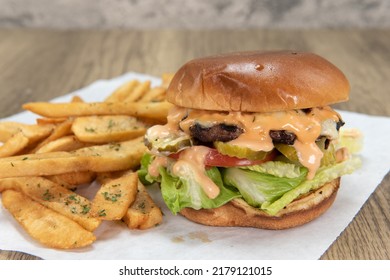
[167,51,350,112]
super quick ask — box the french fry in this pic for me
[96,170,129,185]
[139,86,166,102]
[0,137,146,179]
[0,132,29,157]
[1,76,169,250]
[2,190,96,249]
[0,178,18,193]
[123,81,151,102]
[105,80,139,102]
[19,123,55,142]
[71,115,147,144]
[91,172,138,220]
[0,177,100,231]
[0,122,53,143]
[23,101,172,122]
[161,73,175,88]
[36,118,68,125]
[31,118,74,153]
[71,95,84,103]
[46,171,96,189]
[0,122,24,142]
[123,182,163,230]
[35,135,90,153]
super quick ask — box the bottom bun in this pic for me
[180,178,340,230]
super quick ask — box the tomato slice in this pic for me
[204,149,275,167]
[169,148,276,167]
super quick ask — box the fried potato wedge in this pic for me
[72,115,147,143]
[46,171,96,189]
[0,122,29,142]
[35,135,90,153]
[0,137,146,179]
[31,118,74,153]
[91,172,138,220]
[0,122,53,143]
[23,101,172,123]
[1,76,169,250]
[123,182,163,230]
[2,190,96,249]
[36,118,68,125]
[0,132,29,157]
[96,170,129,185]
[0,177,100,231]
[0,178,18,193]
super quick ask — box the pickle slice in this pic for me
[274,143,299,163]
[316,137,327,150]
[275,137,336,167]
[320,143,336,166]
[318,138,336,166]
[148,135,192,153]
[214,141,270,160]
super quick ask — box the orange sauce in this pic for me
[146,106,188,141]
[148,156,169,177]
[146,105,341,183]
[172,146,219,199]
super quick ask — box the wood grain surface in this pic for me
[0,28,389,260]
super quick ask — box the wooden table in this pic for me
[0,28,389,260]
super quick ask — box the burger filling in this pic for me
[140,106,361,216]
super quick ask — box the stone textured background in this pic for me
[0,0,389,29]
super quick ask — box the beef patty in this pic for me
[189,123,296,144]
[189,119,343,146]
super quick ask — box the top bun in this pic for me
[167,51,350,112]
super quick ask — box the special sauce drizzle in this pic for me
[172,146,219,199]
[146,105,341,197]
[148,156,169,178]
[146,106,188,141]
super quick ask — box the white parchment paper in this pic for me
[0,72,389,260]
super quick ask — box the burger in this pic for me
[139,50,361,229]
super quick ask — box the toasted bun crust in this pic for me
[180,178,340,230]
[167,51,350,112]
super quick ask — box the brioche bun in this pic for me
[180,178,340,230]
[167,51,350,112]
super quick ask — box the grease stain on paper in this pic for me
[172,236,185,243]
[171,231,211,243]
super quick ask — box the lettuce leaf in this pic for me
[138,153,240,214]
[139,151,362,217]
[240,161,306,178]
[137,153,158,185]
[223,164,308,207]
[261,156,362,215]
[338,128,364,154]
[160,166,240,214]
